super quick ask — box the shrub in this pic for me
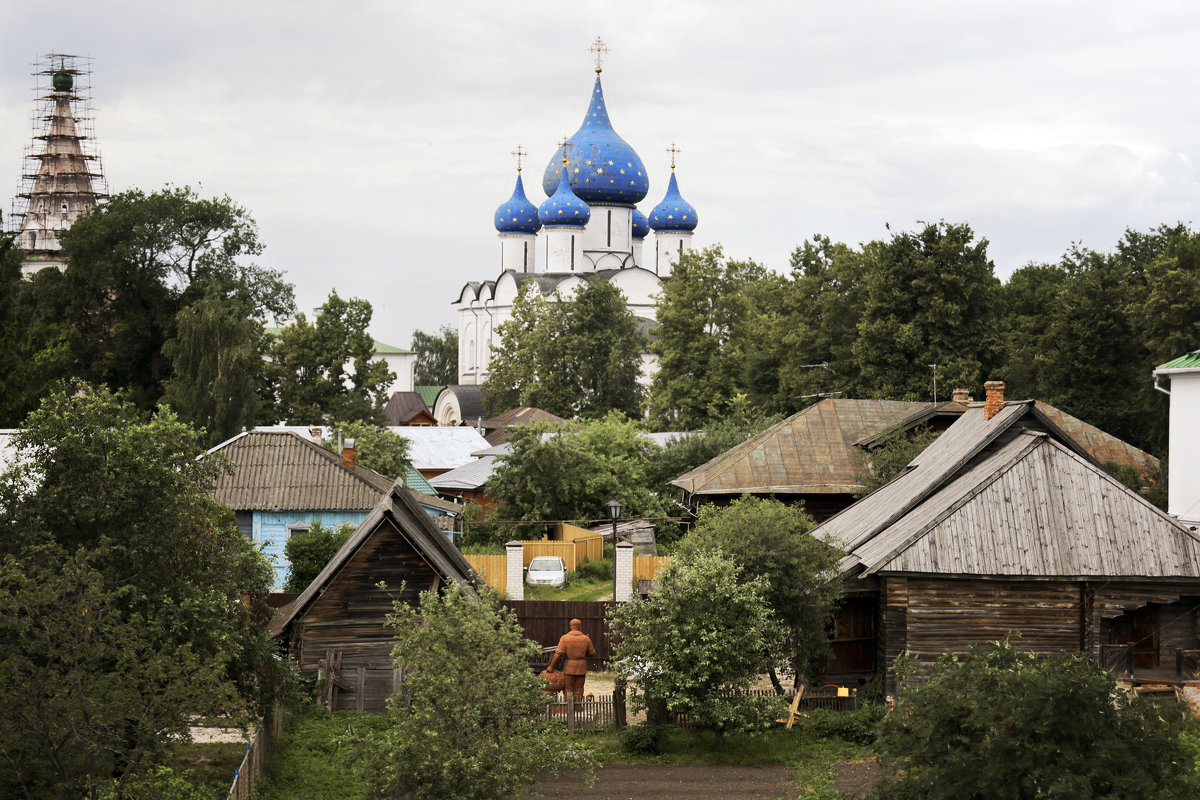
[620,721,665,755]
[804,704,884,745]
[574,557,614,581]
[876,638,1200,799]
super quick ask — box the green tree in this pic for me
[994,262,1069,401]
[645,397,778,497]
[609,549,782,743]
[283,521,353,593]
[0,228,28,423]
[676,497,842,685]
[411,324,459,385]
[321,420,412,480]
[854,221,1001,400]
[162,290,272,446]
[0,383,283,799]
[52,186,293,411]
[361,584,592,800]
[770,235,872,410]
[876,638,1199,800]
[487,413,665,531]
[269,290,395,424]
[854,425,940,497]
[648,246,773,429]
[484,279,645,419]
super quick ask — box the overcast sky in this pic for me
[4,1,1200,349]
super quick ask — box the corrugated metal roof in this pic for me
[1157,348,1200,370]
[429,455,496,491]
[481,407,568,445]
[415,385,444,407]
[209,431,393,511]
[851,432,1200,579]
[373,339,413,355]
[389,426,490,470]
[670,399,928,496]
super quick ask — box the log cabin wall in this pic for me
[291,519,439,675]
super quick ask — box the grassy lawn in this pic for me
[251,709,875,799]
[526,574,613,601]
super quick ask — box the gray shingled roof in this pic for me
[845,431,1200,579]
[208,430,393,511]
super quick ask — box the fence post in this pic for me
[614,542,634,602]
[566,694,576,737]
[505,540,524,601]
[614,676,627,729]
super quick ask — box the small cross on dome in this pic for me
[590,37,609,74]
[666,142,681,171]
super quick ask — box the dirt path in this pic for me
[526,758,881,800]
[526,765,800,800]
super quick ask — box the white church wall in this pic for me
[1165,368,1200,526]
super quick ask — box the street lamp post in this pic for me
[606,499,622,599]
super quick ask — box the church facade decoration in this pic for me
[455,40,701,387]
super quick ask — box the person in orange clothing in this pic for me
[548,618,596,705]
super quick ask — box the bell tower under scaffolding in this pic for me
[8,53,108,277]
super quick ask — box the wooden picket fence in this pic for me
[225,707,283,800]
[542,686,860,734]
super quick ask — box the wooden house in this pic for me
[383,391,437,426]
[274,485,479,713]
[813,383,1200,694]
[208,430,461,587]
[671,398,961,520]
[479,407,568,445]
[672,395,1160,523]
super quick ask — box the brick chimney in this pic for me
[984,381,1005,420]
[341,438,357,469]
[951,388,972,405]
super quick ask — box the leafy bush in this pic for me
[876,639,1200,799]
[283,521,353,592]
[804,704,884,745]
[574,557,614,581]
[620,721,665,755]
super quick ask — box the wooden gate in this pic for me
[502,600,615,667]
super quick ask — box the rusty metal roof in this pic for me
[1032,401,1160,476]
[208,430,393,511]
[670,399,928,496]
[481,407,569,445]
[384,391,433,425]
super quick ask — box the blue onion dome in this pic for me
[542,76,649,206]
[649,170,698,232]
[538,162,591,227]
[631,208,650,239]
[494,172,541,234]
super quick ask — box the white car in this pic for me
[525,556,568,589]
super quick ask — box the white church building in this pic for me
[454,43,700,387]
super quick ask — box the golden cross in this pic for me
[590,36,609,73]
[558,136,574,165]
[512,145,527,173]
[666,142,680,170]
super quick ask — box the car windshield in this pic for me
[529,560,560,572]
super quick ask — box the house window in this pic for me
[288,522,311,540]
[235,511,253,539]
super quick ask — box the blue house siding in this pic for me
[254,509,372,589]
